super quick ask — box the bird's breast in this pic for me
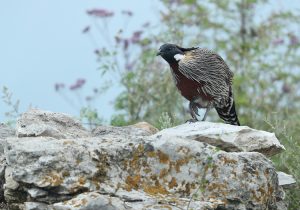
[170,63,212,102]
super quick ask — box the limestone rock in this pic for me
[92,124,155,138]
[277,171,296,189]
[0,157,5,203]
[0,123,15,155]
[27,188,48,198]
[0,202,8,210]
[155,121,285,157]
[92,121,158,138]
[0,123,14,203]
[24,202,51,210]
[4,167,22,203]
[16,109,90,139]
[50,191,225,210]
[131,122,159,135]
[52,192,125,210]
[23,191,225,210]
[275,201,288,210]
[0,109,294,210]
[4,134,281,209]
[0,123,15,139]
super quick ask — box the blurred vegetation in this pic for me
[1,86,20,126]
[82,0,300,208]
[54,78,110,129]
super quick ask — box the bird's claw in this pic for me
[189,101,200,121]
[186,118,198,123]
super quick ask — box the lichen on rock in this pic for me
[0,109,294,210]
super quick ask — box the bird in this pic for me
[156,43,240,126]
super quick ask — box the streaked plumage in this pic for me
[157,43,240,126]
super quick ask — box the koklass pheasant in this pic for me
[157,43,240,126]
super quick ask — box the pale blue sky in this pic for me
[0,0,161,122]
[0,0,299,123]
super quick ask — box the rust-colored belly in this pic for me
[170,64,212,102]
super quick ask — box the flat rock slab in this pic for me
[24,191,225,210]
[277,171,296,189]
[154,121,285,157]
[92,122,158,138]
[16,109,90,139]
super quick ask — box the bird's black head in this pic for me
[156,44,183,64]
[156,43,198,64]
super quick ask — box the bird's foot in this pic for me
[186,118,198,123]
[189,101,200,121]
[201,106,211,121]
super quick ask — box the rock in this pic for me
[131,122,159,135]
[16,109,90,139]
[276,201,288,210]
[4,167,22,203]
[4,135,146,202]
[155,121,285,157]
[0,123,15,157]
[0,123,15,139]
[52,192,125,210]
[149,135,280,209]
[4,134,281,209]
[27,188,48,198]
[0,202,8,210]
[0,123,14,203]
[92,123,158,137]
[0,109,294,210]
[51,191,226,210]
[0,157,5,203]
[24,202,51,210]
[277,171,296,189]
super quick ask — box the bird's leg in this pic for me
[201,107,211,121]
[186,100,200,123]
[201,101,213,121]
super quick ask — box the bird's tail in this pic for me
[215,98,240,126]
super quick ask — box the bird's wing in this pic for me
[178,48,234,102]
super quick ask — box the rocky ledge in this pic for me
[0,109,296,210]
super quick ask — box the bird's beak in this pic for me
[156,50,161,56]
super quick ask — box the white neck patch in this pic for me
[174,54,185,61]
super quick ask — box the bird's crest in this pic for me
[177,46,199,52]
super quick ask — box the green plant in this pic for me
[80,107,104,129]
[1,86,20,126]
[158,112,174,129]
[265,113,300,209]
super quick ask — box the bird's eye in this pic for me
[167,47,172,50]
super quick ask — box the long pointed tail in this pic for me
[215,98,240,126]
